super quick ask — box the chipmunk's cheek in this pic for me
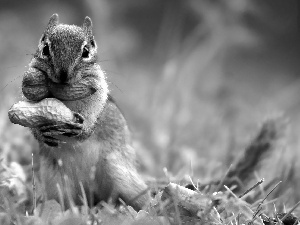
[22,68,51,101]
[48,76,98,101]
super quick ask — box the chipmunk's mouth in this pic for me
[49,70,75,85]
[58,69,68,84]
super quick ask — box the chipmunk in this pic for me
[22,14,149,210]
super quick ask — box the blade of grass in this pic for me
[188,175,198,191]
[118,198,135,218]
[173,185,182,225]
[280,201,300,222]
[56,183,65,212]
[251,181,282,223]
[31,153,37,211]
[89,165,96,208]
[214,164,233,193]
[224,185,239,199]
[63,175,77,214]
[292,219,299,225]
[38,197,46,218]
[239,178,264,198]
[79,181,89,216]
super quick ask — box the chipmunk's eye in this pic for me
[82,46,89,58]
[42,43,50,57]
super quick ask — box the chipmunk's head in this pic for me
[38,14,98,84]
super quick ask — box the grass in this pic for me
[0,115,299,225]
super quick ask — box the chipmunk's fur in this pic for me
[24,14,149,210]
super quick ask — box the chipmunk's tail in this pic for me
[221,115,288,193]
[147,115,288,196]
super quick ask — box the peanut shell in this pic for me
[8,98,80,128]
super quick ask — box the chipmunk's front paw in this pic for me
[38,116,84,147]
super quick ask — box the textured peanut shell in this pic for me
[8,98,77,128]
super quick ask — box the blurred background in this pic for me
[0,0,299,205]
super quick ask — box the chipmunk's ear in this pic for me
[46,14,59,32]
[83,16,93,35]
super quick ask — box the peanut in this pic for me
[8,98,81,128]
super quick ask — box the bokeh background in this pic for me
[0,0,299,205]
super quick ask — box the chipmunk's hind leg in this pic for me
[106,154,150,211]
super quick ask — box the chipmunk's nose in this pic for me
[59,69,68,83]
